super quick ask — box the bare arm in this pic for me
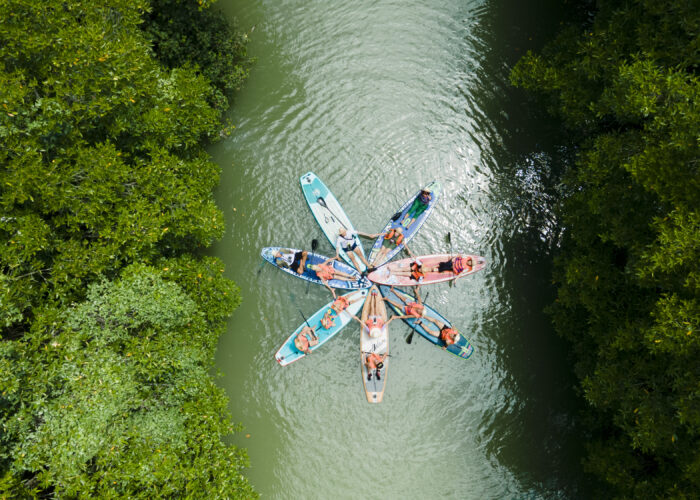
[357,231,380,239]
[322,280,336,298]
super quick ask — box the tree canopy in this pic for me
[0,0,255,497]
[512,0,699,497]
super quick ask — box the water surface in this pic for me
[210,0,585,497]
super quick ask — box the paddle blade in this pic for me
[406,329,414,344]
[390,211,401,222]
[311,238,319,251]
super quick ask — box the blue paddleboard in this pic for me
[300,172,367,271]
[261,247,371,290]
[379,285,474,359]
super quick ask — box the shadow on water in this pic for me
[470,0,599,497]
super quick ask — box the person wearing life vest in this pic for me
[390,257,425,283]
[400,187,432,229]
[373,226,411,267]
[418,318,461,350]
[308,257,360,297]
[364,352,387,381]
[318,290,365,330]
[431,255,474,275]
[383,286,427,319]
[335,227,378,271]
[294,325,319,355]
[350,288,399,337]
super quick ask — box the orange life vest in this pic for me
[321,309,337,329]
[315,263,334,281]
[404,302,423,317]
[440,327,458,345]
[365,315,384,332]
[384,228,404,246]
[410,262,424,281]
[366,352,383,369]
[332,295,349,312]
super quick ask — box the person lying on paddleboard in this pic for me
[416,318,461,350]
[387,257,425,283]
[364,352,387,381]
[319,292,365,329]
[294,325,319,355]
[424,255,473,275]
[400,187,432,229]
[350,289,400,338]
[373,226,412,268]
[274,249,308,275]
[335,227,379,271]
[383,286,426,319]
[309,257,361,296]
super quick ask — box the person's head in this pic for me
[370,327,382,338]
[395,227,403,235]
[339,228,347,237]
[467,257,473,266]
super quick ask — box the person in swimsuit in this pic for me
[364,352,387,381]
[274,249,308,275]
[372,226,412,268]
[383,286,426,319]
[334,227,377,271]
[417,318,461,350]
[309,257,360,296]
[426,255,474,275]
[388,257,425,283]
[294,325,319,355]
[319,291,365,329]
[350,289,399,337]
[400,188,432,229]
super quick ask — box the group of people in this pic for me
[281,184,468,372]
[293,292,365,355]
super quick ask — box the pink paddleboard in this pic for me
[367,254,486,286]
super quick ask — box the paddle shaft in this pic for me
[317,197,348,230]
[306,239,319,294]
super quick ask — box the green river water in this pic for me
[209,0,589,498]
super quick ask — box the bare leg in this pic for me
[354,247,370,267]
[346,251,361,271]
[383,297,405,311]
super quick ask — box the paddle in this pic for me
[297,308,311,329]
[316,197,348,230]
[305,239,319,295]
[405,291,429,344]
[446,232,454,288]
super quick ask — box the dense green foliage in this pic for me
[0,0,255,497]
[511,1,699,497]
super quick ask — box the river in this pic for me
[209,0,587,498]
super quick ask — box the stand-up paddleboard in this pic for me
[261,247,371,290]
[360,286,388,403]
[368,253,486,287]
[275,289,368,366]
[367,181,441,267]
[300,172,367,272]
[379,285,474,360]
